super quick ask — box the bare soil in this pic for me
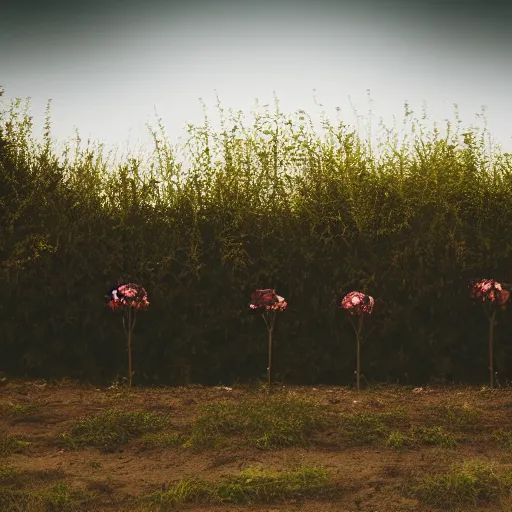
[2,379,512,511]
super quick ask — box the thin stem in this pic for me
[349,315,364,391]
[262,311,270,331]
[357,315,363,391]
[266,310,276,394]
[127,308,134,387]
[268,324,272,394]
[489,310,495,389]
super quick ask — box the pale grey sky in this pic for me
[1,0,511,159]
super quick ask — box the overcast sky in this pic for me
[1,0,511,160]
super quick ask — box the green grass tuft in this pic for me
[425,402,481,431]
[0,483,93,511]
[411,425,458,448]
[0,429,31,457]
[61,409,170,452]
[148,465,330,505]
[337,412,389,445]
[386,430,416,450]
[0,402,44,423]
[185,395,326,450]
[386,425,458,450]
[493,429,512,451]
[408,459,512,508]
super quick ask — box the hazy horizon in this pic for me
[2,0,511,159]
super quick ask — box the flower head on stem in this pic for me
[339,291,374,391]
[107,283,149,387]
[469,278,510,389]
[249,289,287,394]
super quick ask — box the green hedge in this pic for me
[1,89,512,386]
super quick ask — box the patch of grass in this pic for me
[125,508,167,512]
[61,409,170,453]
[215,465,329,503]
[138,431,185,450]
[0,465,67,489]
[0,465,18,485]
[425,402,481,431]
[337,412,389,445]
[0,486,29,511]
[386,426,457,450]
[185,395,326,450]
[39,482,87,510]
[0,429,31,456]
[150,478,211,506]
[0,482,93,511]
[386,430,416,450]
[407,459,512,508]
[237,378,271,394]
[0,402,44,423]
[85,460,102,471]
[147,465,330,505]
[0,465,93,512]
[411,426,458,448]
[375,407,409,425]
[493,429,512,451]
[367,383,413,394]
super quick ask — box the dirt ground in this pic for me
[2,379,512,511]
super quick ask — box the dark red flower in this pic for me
[470,279,510,306]
[107,283,150,311]
[249,289,287,312]
[340,291,374,315]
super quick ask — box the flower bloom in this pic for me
[249,289,287,312]
[470,279,510,306]
[107,283,150,311]
[340,291,374,315]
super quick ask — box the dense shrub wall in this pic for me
[2,91,512,386]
